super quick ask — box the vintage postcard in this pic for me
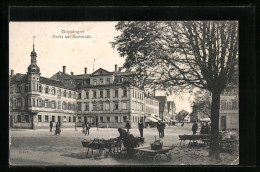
[9,21,239,166]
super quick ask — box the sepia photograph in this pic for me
[9,21,239,166]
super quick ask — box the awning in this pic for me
[145,117,158,123]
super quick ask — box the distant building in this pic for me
[154,96,168,120]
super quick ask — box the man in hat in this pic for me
[138,119,144,137]
[125,120,131,133]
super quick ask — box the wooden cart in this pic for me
[133,146,174,161]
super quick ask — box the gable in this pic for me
[92,68,111,76]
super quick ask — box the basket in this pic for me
[151,140,163,150]
[82,139,90,147]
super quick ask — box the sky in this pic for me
[9,22,193,113]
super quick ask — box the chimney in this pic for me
[84,67,87,75]
[11,70,14,77]
[63,66,66,74]
[71,72,74,76]
[115,64,118,72]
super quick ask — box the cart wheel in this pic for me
[167,153,172,161]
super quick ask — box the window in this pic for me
[115,116,119,123]
[86,91,89,99]
[93,91,97,98]
[107,116,110,123]
[232,100,238,110]
[100,78,103,85]
[58,101,61,109]
[68,103,71,110]
[45,115,49,122]
[52,87,56,95]
[78,117,82,123]
[115,90,118,98]
[17,115,21,122]
[44,100,48,108]
[63,116,67,122]
[78,92,81,99]
[105,102,110,111]
[100,116,104,123]
[93,79,97,85]
[38,115,42,122]
[52,101,55,109]
[221,101,227,110]
[25,86,28,92]
[123,116,127,122]
[85,103,89,111]
[25,115,29,122]
[100,90,103,98]
[227,102,232,110]
[114,102,119,110]
[93,102,97,111]
[73,92,76,99]
[106,78,110,84]
[45,87,49,94]
[106,90,110,98]
[123,89,127,97]
[38,85,41,92]
[77,102,81,111]
[69,117,71,122]
[17,99,21,107]
[122,101,127,110]
[62,102,66,110]
[63,90,66,97]
[52,116,55,122]
[73,116,76,122]
[68,91,71,98]
[99,102,103,110]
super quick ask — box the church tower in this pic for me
[27,37,41,92]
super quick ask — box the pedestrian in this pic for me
[200,123,206,134]
[161,120,166,138]
[85,121,90,136]
[192,122,198,135]
[55,122,61,136]
[50,120,53,132]
[138,120,144,137]
[181,122,184,127]
[125,120,131,133]
[82,122,86,134]
[157,120,162,138]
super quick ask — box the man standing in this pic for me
[138,120,144,137]
[125,120,131,133]
[157,120,162,138]
[161,120,166,138]
[50,120,53,132]
[192,122,198,135]
[85,121,90,136]
[55,122,61,136]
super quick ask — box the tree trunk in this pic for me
[209,91,221,160]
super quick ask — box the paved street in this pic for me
[9,124,238,166]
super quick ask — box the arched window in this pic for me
[62,102,66,110]
[52,87,56,95]
[45,86,49,94]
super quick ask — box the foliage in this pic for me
[177,109,189,122]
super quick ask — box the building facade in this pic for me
[9,42,160,129]
[9,44,78,129]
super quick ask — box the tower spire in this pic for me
[33,36,36,51]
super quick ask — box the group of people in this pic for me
[192,122,210,135]
[82,121,91,136]
[49,121,61,136]
[157,120,166,138]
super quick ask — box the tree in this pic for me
[111,21,238,159]
[177,109,189,122]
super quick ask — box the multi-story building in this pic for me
[219,86,239,130]
[52,66,159,128]
[9,42,160,129]
[9,43,78,129]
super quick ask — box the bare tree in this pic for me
[111,21,238,159]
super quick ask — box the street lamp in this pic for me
[74,100,78,131]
